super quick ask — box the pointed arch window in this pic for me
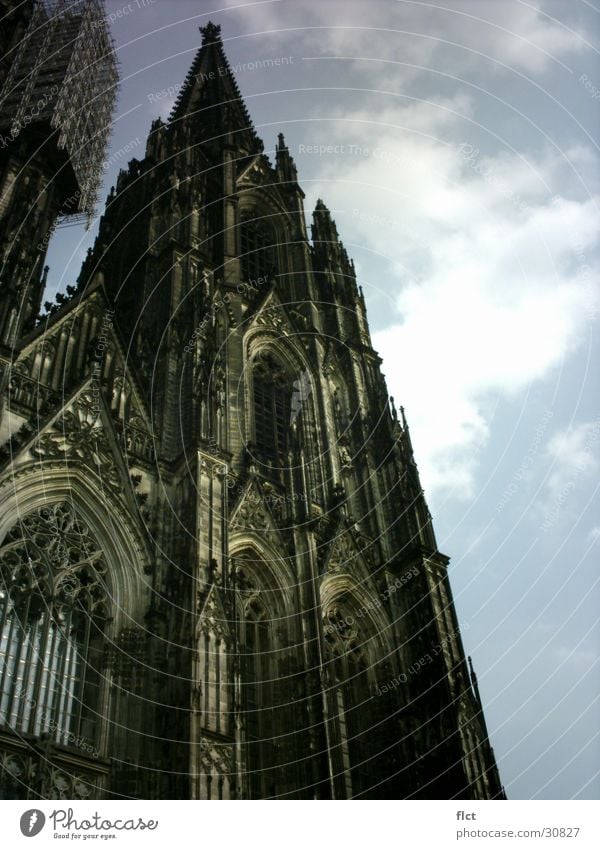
[243,599,271,798]
[0,503,109,751]
[238,588,281,799]
[240,217,277,286]
[233,553,301,799]
[252,353,291,464]
[324,607,373,798]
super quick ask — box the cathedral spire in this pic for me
[276,132,298,184]
[312,199,344,267]
[168,21,263,154]
[398,405,416,466]
[312,198,339,241]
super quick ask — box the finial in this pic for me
[200,21,221,44]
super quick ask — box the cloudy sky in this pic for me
[46,0,599,799]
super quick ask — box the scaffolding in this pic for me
[0,0,118,218]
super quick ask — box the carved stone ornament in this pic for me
[339,444,353,471]
[199,738,234,775]
[323,606,362,658]
[0,501,109,621]
[199,454,227,479]
[326,532,359,575]
[198,585,231,641]
[230,490,271,535]
[31,389,122,492]
[254,305,288,335]
[42,764,97,799]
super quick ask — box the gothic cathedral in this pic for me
[0,6,504,800]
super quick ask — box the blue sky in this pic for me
[45,0,599,799]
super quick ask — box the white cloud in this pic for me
[449,0,586,74]
[588,527,600,543]
[545,421,600,498]
[222,0,585,75]
[298,103,599,500]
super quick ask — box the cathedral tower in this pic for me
[0,20,504,800]
[0,0,117,349]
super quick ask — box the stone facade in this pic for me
[0,17,504,799]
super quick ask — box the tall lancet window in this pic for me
[242,596,276,799]
[0,502,109,750]
[252,353,292,468]
[240,217,277,285]
[324,607,373,798]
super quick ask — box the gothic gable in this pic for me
[237,153,272,187]
[237,158,297,244]
[5,380,147,522]
[322,340,345,380]
[323,519,375,583]
[229,477,287,550]
[247,288,296,338]
[14,287,152,435]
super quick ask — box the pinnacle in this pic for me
[200,21,221,44]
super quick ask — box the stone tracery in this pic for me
[0,501,109,749]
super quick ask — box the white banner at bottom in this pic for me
[0,800,598,848]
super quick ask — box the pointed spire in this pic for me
[311,198,358,309]
[168,21,263,154]
[312,199,339,242]
[468,656,478,689]
[398,405,415,463]
[276,132,298,184]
